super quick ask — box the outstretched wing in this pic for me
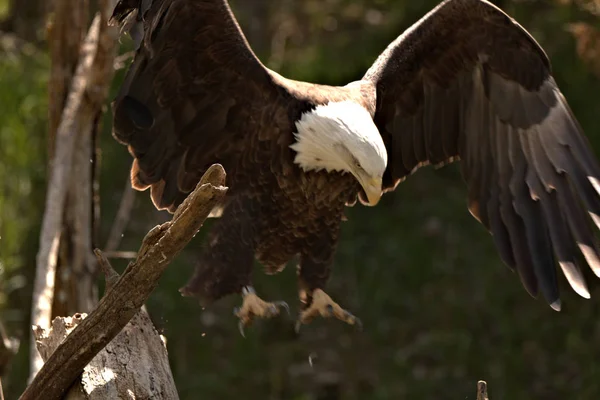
[111,0,285,212]
[364,0,600,308]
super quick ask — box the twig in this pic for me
[477,381,489,400]
[102,250,138,259]
[29,14,103,382]
[93,249,120,290]
[104,176,136,252]
[0,376,4,400]
[20,164,228,400]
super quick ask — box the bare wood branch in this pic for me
[477,381,489,400]
[93,249,119,290]
[20,164,228,400]
[30,15,104,381]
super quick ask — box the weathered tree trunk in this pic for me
[47,0,99,320]
[30,0,119,381]
[34,311,178,400]
[47,0,89,159]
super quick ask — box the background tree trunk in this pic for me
[30,0,118,381]
[47,0,99,321]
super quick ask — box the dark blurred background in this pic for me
[2,0,600,399]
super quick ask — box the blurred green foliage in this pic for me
[0,36,47,304]
[3,0,600,399]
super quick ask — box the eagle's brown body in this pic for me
[112,0,600,323]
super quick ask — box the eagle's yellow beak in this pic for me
[359,176,382,206]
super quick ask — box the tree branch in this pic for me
[102,250,138,259]
[20,164,227,400]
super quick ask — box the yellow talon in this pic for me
[233,286,289,337]
[296,289,362,332]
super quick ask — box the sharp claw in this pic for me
[326,304,334,316]
[275,301,290,316]
[266,304,275,315]
[238,320,246,338]
[241,286,255,296]
[353,316,363,331]
[341,311,362,330]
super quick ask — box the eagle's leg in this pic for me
[234,286,289,337]
[297,289,361,330]
[295,255,361,330]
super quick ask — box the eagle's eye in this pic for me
[355,161,363,170]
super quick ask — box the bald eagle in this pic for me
[111,0,600,332]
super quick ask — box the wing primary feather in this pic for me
[474,94,495,229]
[496,124,538,296]
[538,101,600,230]
[463,71,486,224]
[487,116,516,269]
[526,130,590,298]
[441,79,460,159]
[555,176,600,278]
[553,95,600,187]
[509,129,559,306]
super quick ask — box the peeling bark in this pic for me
[34,312,178,400]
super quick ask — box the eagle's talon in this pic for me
[296,289,359,330]
[294,319,303,334]
[326,304,334,316]
[354,317,363,331]
[273,301,290,316]
[343,311,362,330]
[238,320,246,338]
[234,286,286,336]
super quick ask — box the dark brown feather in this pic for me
[363,0,600,308]
[112,0,363,304]
[112,0,600,310]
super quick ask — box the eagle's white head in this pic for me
[290,101,388,205]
